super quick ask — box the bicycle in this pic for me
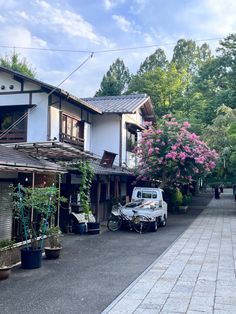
[107,206,152,234]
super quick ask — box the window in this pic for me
[136,191,158,199]
[0,107,26,142]
[62,114,83,138]
[100,151,117,167]
[126,129,137,152]
[61,114,84,148]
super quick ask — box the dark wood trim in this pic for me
[59,96,62,138]
[29,93,32,106]
[0,90,44,95]
[47,95,52,141]
[119,114,122,167]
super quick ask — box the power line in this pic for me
[0,53,94,140]
[0,37,224,55]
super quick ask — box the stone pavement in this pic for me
[102,189,236,314]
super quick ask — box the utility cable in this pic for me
[0,37,224,55]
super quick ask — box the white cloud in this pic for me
[179,0,236,37]
[17,11,30,20]
[0,26,48,70]
[103,0,126,10]
[130,0,149,14]
[112,15,134,32]
[0,15,6,22]
[34,2,112,47]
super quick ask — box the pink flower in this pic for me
[182,121,191,128]
[179,152,186,160]
[148,148,154,155]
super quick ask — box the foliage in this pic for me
[138,48,168,75]
[0,240,15,250]
[0,240,15,267]
[0,52,36,78]
[172,39,212,73]
[173,188,183,207]
[128,62,191,116]
[182,195,191,206]
[134,114,218,187]
[46,226,61,248]
[95,58,130,96]
[77,161,94,221]
[12,185,66,248]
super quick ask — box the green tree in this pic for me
[128,62,190,116]
[172,39,212,74]
[0,52,36,78]
[138,48,168,75]
[95,58,130,96]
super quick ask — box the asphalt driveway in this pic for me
[0,193,212,314]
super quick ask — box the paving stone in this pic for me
[161,296,190,313]
[214,303,236,312]
[108,298,142,314]
[103,193,236,314]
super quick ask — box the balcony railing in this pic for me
[60,133,84,150]
[0,130,26,143]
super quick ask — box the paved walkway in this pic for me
[102,189,236,314]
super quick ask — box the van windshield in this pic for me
[137,191,158,199]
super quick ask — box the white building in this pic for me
[83,94,154,168]
[0,66,101,155]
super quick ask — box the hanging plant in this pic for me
[77,161,94,221]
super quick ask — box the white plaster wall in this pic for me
[0,93,29,106]
[91,114,120,164]
[50,106,60,140]
[0,73,21,92]
[62,102,81,119]
[27,93,48,142]
[84,122,91,151]
[24,81,41,91]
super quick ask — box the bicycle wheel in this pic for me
[107,215,122,231]
[132,215,150,234]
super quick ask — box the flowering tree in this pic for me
[134,114,218,187]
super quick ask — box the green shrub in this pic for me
[182,195,191,206]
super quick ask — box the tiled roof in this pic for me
[68,159,133,176]
[0,145,65,173]
[82,94,151,113]
[89,160,133,175]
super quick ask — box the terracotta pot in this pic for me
[0,266,11,280]
[44,247,62,259]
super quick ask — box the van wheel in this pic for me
[151,219,158,232]
[160,215,167,227]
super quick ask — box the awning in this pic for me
[0,145,66,173]
[4,141,96,161]
[126,121,145,131]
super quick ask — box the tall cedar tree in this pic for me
[95,58,130,96]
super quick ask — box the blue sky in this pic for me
[0,0,235,97]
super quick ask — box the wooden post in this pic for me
[31,171,35,223]
[57,174,61,226]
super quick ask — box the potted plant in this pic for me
[179,195,191,212]
[13,184,66,269]
[44,226,62,259]
[0,239,15,280]
[77,161,100,235]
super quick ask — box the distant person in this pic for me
[220,184,224,193]
[233,185,236,201]
[215,185,220,199]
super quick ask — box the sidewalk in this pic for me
[102,189,236,314]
